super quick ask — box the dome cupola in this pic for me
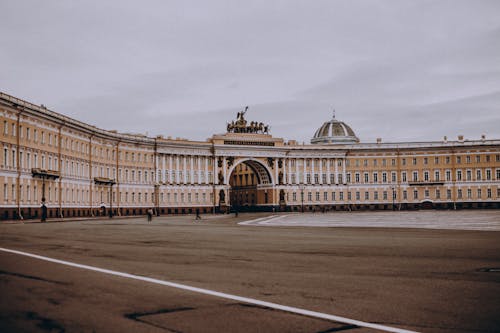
[311,111,359,145]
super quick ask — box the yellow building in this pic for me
[1,92,499,220]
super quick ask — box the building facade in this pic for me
[1,92,499,220]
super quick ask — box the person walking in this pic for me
[195,208,201,221]
[41,202,47,222]
[147,208,153,222]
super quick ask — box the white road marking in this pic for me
[238,215,288,225]
[0,247,419,333]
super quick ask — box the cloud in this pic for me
[0,0,499,144]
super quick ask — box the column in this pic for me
[223,156,227,184]
[162,154,166,183]
[275,158,278,185]
[205,157,209,184]
[175,155,180,184]
[327,158,331,184]
[294,158,298,184]
[342,158,346,184]
[168,154,173,183]
[302,158,306,184]
[183,155,187,184]
[319,158,323,184]
[334,158,339,184]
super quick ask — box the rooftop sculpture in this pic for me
[227,106,270,134]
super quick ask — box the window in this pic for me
[436,189,441,199]
[3,148,8,167]
[434,157,439,164]
[402,158,406,166]
[457,156,461,164]
[314,174,319,184]
[435,171,440,181]
[413,190,418,199]
[466,156,471,164]
[339,192,344,200]
[323,192,328,201]
[486,169,491,180]
[3,121,7,134]
[402,172,407,182]
[355,191,360,200]
[373,173,378,182]
[365,192,369,200]
[391,159,396,166]
[412,171,418,182]
[424,157,428,165]
[487,188,491,198]
[457,189,462,199]
[374,191,378,200]
[445,156,450,164]
[412,157,417,165]
[403,190,408,200]
[383,191,388,200]
[424,189,429,197]
[457,170,462,181]
[476,155,481,163]
[382,172,387,183]
[391,172,396,182]
[315,192,320,201]
[424,171,429,181]
[355,173,360,183]
[477,189,482,199]
[476,169,481,181]
[446,170,451,181]
[466,170,472,181]
[447,189,451,199]
[467,189,472,199]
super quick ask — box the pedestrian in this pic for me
[41,202,47,222]
[147,208,153,222]
[195,208,201,220]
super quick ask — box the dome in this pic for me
[311,114,359,145]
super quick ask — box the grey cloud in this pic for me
[1,0,499,144]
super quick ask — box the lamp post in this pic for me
[392,186,396,211]
[109,183,114,218]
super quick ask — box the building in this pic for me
[1,92,499,220]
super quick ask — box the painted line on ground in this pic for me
[238,215,288,226]
[0,247,418,333]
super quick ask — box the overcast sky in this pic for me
[1,0,499,143]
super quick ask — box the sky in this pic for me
[1,0,499,143]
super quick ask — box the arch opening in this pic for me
[228,159,273,212]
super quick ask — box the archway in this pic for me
[420,200,434,210]
[228,159,274,212]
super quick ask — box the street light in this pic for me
[392,186,396,210]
